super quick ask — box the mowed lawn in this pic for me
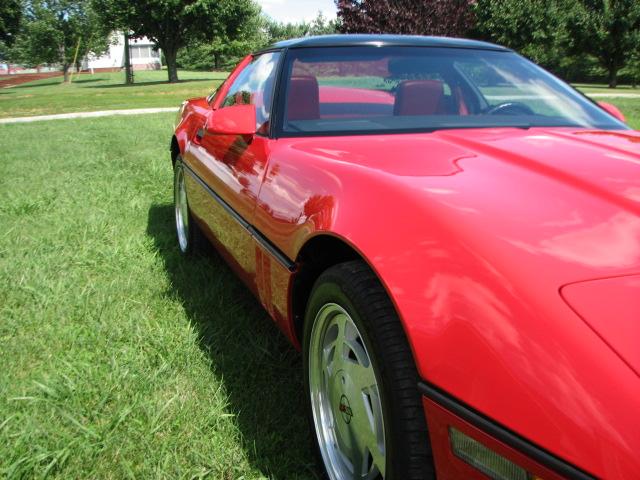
[0,114,316,479]
[0,70,227,118]
[594,96,640,129]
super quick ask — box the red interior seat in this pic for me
[394,80,445,116]
[287,75,320,120]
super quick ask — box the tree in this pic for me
[0,0,22,46]
[472,0,577,75]
[176,11,340,72]
[567,0,640,88]
[307,11,341,36]
[262,11,339,45]
[336,0,475,37]
[92,0,258,83]
[621,49,640,87]
[10,0,109,82]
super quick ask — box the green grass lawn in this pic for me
[0,114,316,479]
[0,70,227,119]
[597,97,640,129]
[574,83,640,93]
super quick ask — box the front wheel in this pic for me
[303,261,434,480]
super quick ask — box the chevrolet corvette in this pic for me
[170,35,639,480]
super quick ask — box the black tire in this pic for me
[303,260,434,480]
[173,157,205,255]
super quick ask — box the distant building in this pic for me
[83,32,162,72]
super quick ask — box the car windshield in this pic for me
[279,46,628,135]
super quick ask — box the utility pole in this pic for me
[124,31,134,84]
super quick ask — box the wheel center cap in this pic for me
[338,394,353,424]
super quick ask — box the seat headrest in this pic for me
[394,80,444,116]
[287,75,320,121]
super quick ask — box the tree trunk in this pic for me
[608,67,618,88]
[214,52,220,70]
[124,33,134,85]
[63,64,71,83]
[164,47,179,83]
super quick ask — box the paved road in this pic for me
[0,107,178,124]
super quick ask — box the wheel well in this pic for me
[170,136,180,167]
[291,235,363,342]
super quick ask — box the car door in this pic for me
[184,52,281,291]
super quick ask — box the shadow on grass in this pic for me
[10,78,65,89]
[68,77,104,84]
[573,83,638,91]
[92,78,214,89]
[146,204,318,479]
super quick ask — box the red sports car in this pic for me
[171,35,639,480]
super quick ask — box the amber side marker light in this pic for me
[449,427,544,480]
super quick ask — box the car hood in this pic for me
[288,127,640,275]
[438,128,640,213]
[290,127,640,209]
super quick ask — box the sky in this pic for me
[257,0,338,24]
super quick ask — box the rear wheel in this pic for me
[303,260,434,480]
[173,157,204,254]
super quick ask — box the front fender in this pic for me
[252,135,640,479]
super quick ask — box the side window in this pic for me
[220,52,281,133]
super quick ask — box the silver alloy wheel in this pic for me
[174,164,189,253]
[309,303,386,480]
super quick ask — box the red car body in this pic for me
[172,36,640,479]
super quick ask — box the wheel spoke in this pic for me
[351,389,386,478]
[325,312,348,375]
[343,359,377,392]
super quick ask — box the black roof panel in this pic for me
[267,34,510,52]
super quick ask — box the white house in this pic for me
[83,32,162,72]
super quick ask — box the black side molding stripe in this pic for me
[182,162,296,272]
[418,381,596,480]
[246,225,297,272]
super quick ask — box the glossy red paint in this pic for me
[173,50,640,479]
[562,274,640,377]
[205,104,257,136]
[320,86,394,104]
[598,101,627,123]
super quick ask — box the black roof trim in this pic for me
[265,34,510,52]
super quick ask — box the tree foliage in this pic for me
[7,0,109,81]
[567,0,640,87]
[178,10,263,71]
[92,0,258,82]
[0,0,22,46]
[265,11,340,43]
[336,0,474,36]
[473,0,574,74]
[177,11,339,72]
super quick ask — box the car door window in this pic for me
[220,52,281,133]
